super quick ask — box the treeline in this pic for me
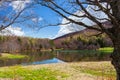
[0,29,113,53]
[53,29,113,50]
[0,36,52,53]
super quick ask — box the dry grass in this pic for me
[23,61,116,80]
[70,61,116,80]
[0,61,116,80]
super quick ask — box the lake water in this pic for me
[0,50,111,67]
[22,58,64,66]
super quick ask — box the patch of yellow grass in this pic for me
[0,53,27,59]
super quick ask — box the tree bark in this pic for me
[110,37,120,80]
[110,0,120,79]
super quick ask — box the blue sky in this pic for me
[14,1,84,39]
[22,5,60,39]
[22,1,107,39]
[0,0,85,39]
[0,0,107,39]
[24,26,60,39]
[0,1,61,39]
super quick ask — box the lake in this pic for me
[0,50,111,67]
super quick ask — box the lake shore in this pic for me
[0,61,116,80]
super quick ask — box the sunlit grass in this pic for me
[78,67,115,77]
[0,66,68,80]
[0,53,28,59]
[72,61,116,79]
[0,61,116,80]
[99,47,114,53]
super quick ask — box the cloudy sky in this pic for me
[0,0,107,39]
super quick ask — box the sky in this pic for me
[0,0,107,39]
[11,1,60,39]
[0,1,61,39]
[23,5,61,39]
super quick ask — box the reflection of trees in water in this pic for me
[0,51,111,67]
[0,51,54,67]
[55,51,111,62]
[26,51,54,62]
[0,59,27,67]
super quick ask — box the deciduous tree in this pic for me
[35,0,120,79]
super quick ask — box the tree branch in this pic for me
[76,0,106,31]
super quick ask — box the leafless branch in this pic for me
[76,0,106,31]
[0,1,35,31]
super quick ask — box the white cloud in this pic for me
[32,17,43,23]
[39,17,43,21]
[55,3,108,38]
[10,0,30,11]
[0,26,25,36]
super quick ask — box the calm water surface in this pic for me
[0,50,111,67]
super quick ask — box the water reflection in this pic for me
[0,50,111,67]
[56,50,111,62]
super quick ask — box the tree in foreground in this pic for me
[35,0,120,79]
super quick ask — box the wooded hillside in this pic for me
[53,29,113,50]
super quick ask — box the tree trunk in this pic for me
[110,38,120,80]
[109,0,120,79]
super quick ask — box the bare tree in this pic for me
[35,0,120,79]
[0,0,39,32]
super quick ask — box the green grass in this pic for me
[78,67,116,77]
[99,47,114,53]
[72,62,116,79]
[0,53,28,59]
[0,66,68,80]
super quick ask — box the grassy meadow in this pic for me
[0,66,68,80]
[0,61,116,80]
[0,47,115,80]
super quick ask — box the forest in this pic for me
[0,28,113,53]
[53,28,113,50]
[0,36,51,53]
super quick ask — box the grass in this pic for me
[0,66,68,80]
[99,47,114,53]
[0,53,28,59]
[79,68,115,77]
[72,61,116,79]
[0,61,116,80]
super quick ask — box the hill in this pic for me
[53,28,113,50]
